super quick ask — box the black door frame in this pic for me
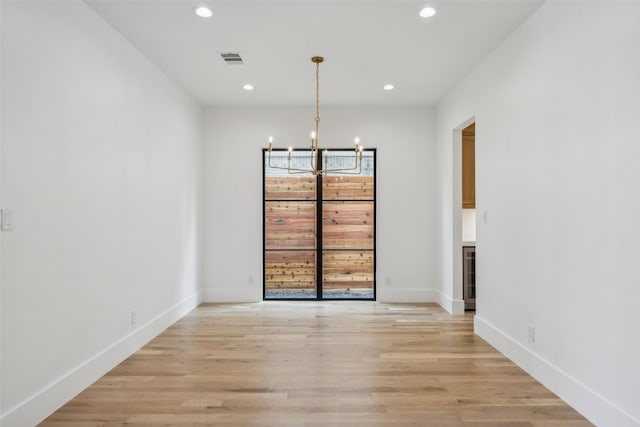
[262,148,376,301]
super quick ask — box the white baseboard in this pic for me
[474,316,640,427]
[435,291,465,314]
[201,287,261,302]
[0,292,201,427]
[202,287,443,304]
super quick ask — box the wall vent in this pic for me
[220,52,243,65]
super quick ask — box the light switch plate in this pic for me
[1,209,13,231]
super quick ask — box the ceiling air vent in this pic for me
[220,52,243,65]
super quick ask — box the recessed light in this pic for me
[194,6,212,18]
[419,7,437,18]
[243,84,254,91]
[383,84,395,91]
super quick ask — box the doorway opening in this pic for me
[263,148,376,300]
[461,123,476,310]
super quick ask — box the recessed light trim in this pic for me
[243,84,254,91]
[419,7,437,18]
[195,6,212,18]
[383,84,395,91]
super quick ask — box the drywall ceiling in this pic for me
[86,0,543,107]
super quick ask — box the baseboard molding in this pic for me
[202,288,457,305]
[435,291,465,314]
[0,292,201,427]
[201,287,443,304]
[201,287,261,302]
[474,316,639,427]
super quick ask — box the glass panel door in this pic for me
[263,149,375,300]
[264,150,317,299]
[321,151,375,299]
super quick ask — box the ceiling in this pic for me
[86,0,543,107]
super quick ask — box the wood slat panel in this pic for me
[265,177,316,200]
[323,176,374,200]
[265,201,316,249]
[323,202,374,249]
[323,250,374,290]
[265,251,316,291]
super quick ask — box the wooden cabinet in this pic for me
[462,123,475,209]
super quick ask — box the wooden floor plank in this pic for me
[39,302,591,426]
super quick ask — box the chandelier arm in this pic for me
[267,150,294,171]
[267,164,312,174]
[322,151,362,173]
[322,159,362,174]
[269,159,318,175]
[321,163,361,175]
[267,149,314,174]
[289,169,316,174]
[267,149,279,169]
[323,165,363,175]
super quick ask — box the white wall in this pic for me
[203,107,437,303]
[462,209,476,243]
[0,2,203,425]
[436,2,640,425]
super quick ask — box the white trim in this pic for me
[434,289,465,314]
[474,316,640,427]
[202,288,448,305]
[0,292,201,427]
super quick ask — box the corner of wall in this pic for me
[434,289,465,314]
[474,316,640,427]
[0,293,200,427]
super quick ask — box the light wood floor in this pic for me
[40,302,591,426]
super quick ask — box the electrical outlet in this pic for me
[131,311,136,325]
[482,210,488,224]
[528,326,535,343]
[385,277,391,286]
[249,275,254,284]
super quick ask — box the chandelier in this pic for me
[267,56,364,176]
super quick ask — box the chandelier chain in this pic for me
[315,60,320,131]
